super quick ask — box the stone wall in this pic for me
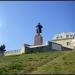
[48,41,72,51]
[4,41,73,56]
[4,44,31,56]
[4,49,21,56]
[26,45,50,53]
[26,41,72,53]
[47,41,62,50]
[24,41,64,53]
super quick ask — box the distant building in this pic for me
[52,32,75,49]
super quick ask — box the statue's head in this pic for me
[38,22,40,25]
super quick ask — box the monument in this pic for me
[34,22,43,45]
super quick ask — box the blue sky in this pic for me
[0,1,75,51]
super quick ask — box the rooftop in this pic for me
[52,32,75,41]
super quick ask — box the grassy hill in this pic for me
[0,50,75,74]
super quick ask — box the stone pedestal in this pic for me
[34,34,43,45]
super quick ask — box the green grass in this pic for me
[0,50,74,74]
[31,50,75,74]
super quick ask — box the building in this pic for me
[52,32,75,49]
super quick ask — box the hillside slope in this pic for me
[0,50,74,74]
[31,50,75,74]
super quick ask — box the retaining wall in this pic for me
[4,41,73,56]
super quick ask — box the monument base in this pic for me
[34,34,43,45]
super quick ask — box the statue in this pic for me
[34,22,43,45]
[36,22,43,35]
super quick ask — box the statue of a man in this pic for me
[36,22,43,35]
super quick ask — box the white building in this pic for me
[52,32,75,49]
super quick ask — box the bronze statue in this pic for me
[36,22,43,35]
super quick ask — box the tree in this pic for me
[0,44,6,51]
